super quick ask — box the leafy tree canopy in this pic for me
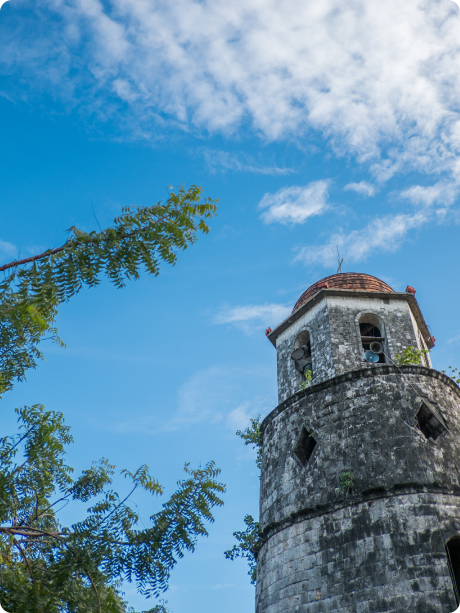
[0,405,224,612]
[0,186,224,612]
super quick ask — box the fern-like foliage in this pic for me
[0,185,217,396]
[236,416,263,470]
[224,515,260,585]
[227,418,263,584]
[0,406,225,612]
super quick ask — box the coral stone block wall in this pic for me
[256,494,458,613]
[257,366,460,613]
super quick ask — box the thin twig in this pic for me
[91,202,103,232]
[6,523,102,611]
[96,484,137,530]
[23,495,70,526]
[0,427,34,461]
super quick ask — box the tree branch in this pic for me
[11,525,101,613]
[0,246,67,272]
[85,567,102,613]
[0,210,173,273]
[13,537,41,606]
[1,526,65,538]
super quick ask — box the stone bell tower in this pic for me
[257,273,460,613]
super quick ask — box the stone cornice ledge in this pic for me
[257,483,460,554]
[261,365,460,434]
[266,289,433,349]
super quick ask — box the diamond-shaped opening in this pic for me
[415,402,446,440]
[293,426,317,467]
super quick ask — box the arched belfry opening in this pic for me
[446,536,460,606]
[291,330,313,378]
[359,313,385,363]
[295,330,311,352]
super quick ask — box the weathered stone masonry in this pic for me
[258,274,459,613]
[275,291,431,404]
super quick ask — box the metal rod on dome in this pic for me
[337,246,343,274]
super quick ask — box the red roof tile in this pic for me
[292,273,394,313]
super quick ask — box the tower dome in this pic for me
[292,272,394,313]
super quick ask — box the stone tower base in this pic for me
[256,492,459,613]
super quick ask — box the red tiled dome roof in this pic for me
[292,273,394,313]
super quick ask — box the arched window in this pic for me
[291,330,313,377]
[359,313,385,363]
[446,536,460,606]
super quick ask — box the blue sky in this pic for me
[1,0,460,611]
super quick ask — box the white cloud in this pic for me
[295,212,428,267]
[399,180,458,207]
[344,182,376,197]
[259,181,330,224]
[214,303,291,335]
[4,0,460,187]
[202,149,294,175]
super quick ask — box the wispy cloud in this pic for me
[114,365,272,433]
[202,149,294,175]
[4,0,460,188]
[399,180,459,207]
[0,239,17,262]
[259,181,330,225]
[344,182,376,197]
[226,402,257,431]
[214,303,291,335]
[295,212,428,267]
[171,372,269,431]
